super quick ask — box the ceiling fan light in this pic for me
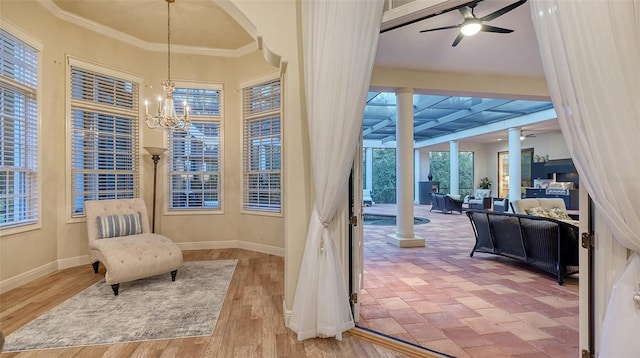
[461,21,482,36]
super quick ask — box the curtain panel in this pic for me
[530,1,640,356]
[288,0,384,340]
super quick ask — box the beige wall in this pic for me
[0,1,289,290]
[371,67,550,100]
[229,0,310,313]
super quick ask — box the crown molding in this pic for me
[37,0,256,58]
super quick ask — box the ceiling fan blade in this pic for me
[481,0,527,22]
[420,24,462,33]
[451,33,465,47]
[458,6,473,18]
[481,25,514,33]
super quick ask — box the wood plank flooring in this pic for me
[0,249,416,358]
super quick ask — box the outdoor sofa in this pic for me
[465,209,579,285]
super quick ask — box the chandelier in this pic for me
[145,0,190,131]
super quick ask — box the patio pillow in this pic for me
[97,212,143,239]
[447,194,462,201]
[525,206,550,218]
[547,207,571,220]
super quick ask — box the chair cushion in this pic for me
[526,206,550,217]
[547,207,571,220]
[97,212,143,239]
[474,189,491,199]
[90,233,183,284]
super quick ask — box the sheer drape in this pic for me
[288,0,384,340]
[530,1,640,356]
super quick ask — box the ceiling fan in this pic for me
[520,130,536,140]
[419,0,527,47]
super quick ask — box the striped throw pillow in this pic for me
[96,212,143,239]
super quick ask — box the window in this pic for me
[69,59,140,217]
[168,85,222,210]
[0,28,39,229]
[242,78,281,213]
[429,151,474,196]
[498,148,533,198]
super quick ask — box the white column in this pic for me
[449,140,459,196]
[365,147,373,191]
[414,148,421,204]
[508,127,522,204]
[388,88,424,248]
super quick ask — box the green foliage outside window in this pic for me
[371,148,396,204]
[429,151,474,197]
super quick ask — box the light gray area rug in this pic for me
[3,260,237,352]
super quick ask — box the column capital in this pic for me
[396,87,414,95]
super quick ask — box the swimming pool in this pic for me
[363,214,430,226]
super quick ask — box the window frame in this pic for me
[0,23,43,235]
[66,56,142,221]
[240,73,283,216]
[165,81,224,215]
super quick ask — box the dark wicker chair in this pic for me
[466,209,579,285]
[430,192,464,214]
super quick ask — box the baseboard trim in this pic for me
[1,242,283,294]
[0,261,57,294]
[348,327,453,358]
[58,255,90,269]
[283,300,292,327]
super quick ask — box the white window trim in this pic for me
[163,81,225,216]
[0,21,43,236]
[65,56,143,222]
[240,73,284,217]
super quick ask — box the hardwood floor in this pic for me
[0,249,422,357]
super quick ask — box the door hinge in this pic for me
[581,349,592,358]
[582,233,594,249]
[350,215,358,226]
[350,292,358,304]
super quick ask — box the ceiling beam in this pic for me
[413,108,557,147]
[380,98,513,143]
[363,118,395,136]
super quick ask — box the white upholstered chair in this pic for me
[84,198,183,295]
[464,189,492,209]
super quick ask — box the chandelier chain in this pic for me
[144,0,190,132]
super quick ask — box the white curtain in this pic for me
[530,1,640,356]
[288,0,384,340]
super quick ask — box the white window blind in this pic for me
[168,86,222,210]
[242,78,281,212]
[69,65,139,217]
[0,29,39,229]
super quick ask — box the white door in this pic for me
[350,137,364,322]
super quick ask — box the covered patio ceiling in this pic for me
[363,92,557,147]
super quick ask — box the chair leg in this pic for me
[171,270,177,281]
[92,261,100,273]
[111,283,120,296]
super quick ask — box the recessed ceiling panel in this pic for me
[52,0,253,50]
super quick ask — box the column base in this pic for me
[387,234,425,248]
